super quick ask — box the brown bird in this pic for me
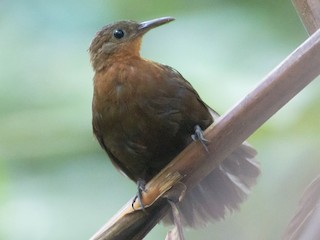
[89,17,260,227]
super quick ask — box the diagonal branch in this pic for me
[90,2,320,239]
[292,0,320,35]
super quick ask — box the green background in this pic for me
[1,0,319,239]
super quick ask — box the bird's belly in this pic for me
[99,100,188,181]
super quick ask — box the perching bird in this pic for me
[89,16,260,227]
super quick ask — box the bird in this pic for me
[89,16,260,227]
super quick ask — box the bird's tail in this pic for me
[163,142,260,227]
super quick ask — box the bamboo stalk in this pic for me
[292,0,320,34]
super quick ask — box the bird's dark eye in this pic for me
[113,29,124,39]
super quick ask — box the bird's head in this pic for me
[89,17,175,71]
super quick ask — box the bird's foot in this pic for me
[132,178,147,212]
[191,125,210,152]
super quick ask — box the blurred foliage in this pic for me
[0,0,319,239]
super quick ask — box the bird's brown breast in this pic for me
[92,58,212,181]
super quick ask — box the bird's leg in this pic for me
[132,178,147,212]
[191,125,210,152]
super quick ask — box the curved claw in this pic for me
[191,125,210,152]
[132,178,147,212]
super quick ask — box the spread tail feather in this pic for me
[163,142,260,227]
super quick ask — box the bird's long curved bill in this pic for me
[138,17,175,32]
